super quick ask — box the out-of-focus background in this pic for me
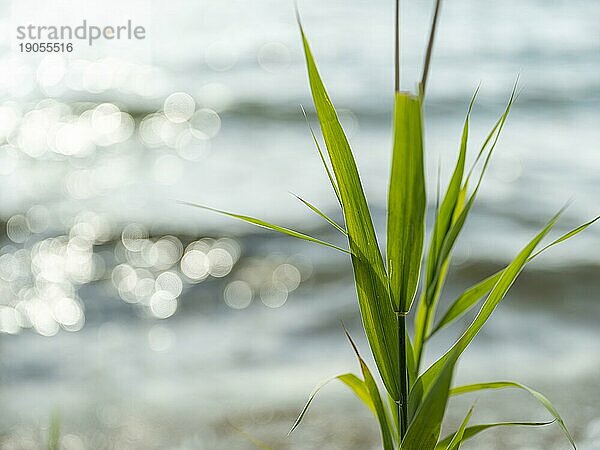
[0,0,599,448]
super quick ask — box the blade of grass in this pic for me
[300,105,342,206]
[290,193,347,234]
[531,215,600,258]
[435,421,554,449]
[463,81,521,184]
[425,88,478,295]
[388,90,426,439]
[184,202,350,254]
[430,272,501,336]
[445,406,474,450]
[431,214,600,335]
[450,381,576,448]
[344,328,395,450]
[401,355,455,450]
[388,91,426,313]
[413,88,478,368]
[429,84,517,299]
[298,15,399,400]
[409,206,565,419]
[289,373,374,435]
[413,85,517,373]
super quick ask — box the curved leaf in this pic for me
[344,329,395,450]
[445,406,474,450]
[288,373,372,435]
[430,85,517,300]
[414,86,515,371]
[450,381,576,448]
[435,421,554,449]
[291,193,347,235]
[431,214,600,336]
[402,355,455,449]
[431,271,501,336]
[300,105,341,206]
[184,203,350,254]
[413,89,476,368]
[409,207,564,418]
[299,17,399,400]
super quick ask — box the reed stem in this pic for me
[394,0,409,441]
[421,0,443,95]
[398,313,409,439]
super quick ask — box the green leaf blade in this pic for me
[402,356,455,450]
[431,214,600,336]
[299,19,399,400]
[300,105,342,206]
[291,193,347,235]
[184,203,350,254]
[414,87,513,371]
[450,381,576,448]
[388,92,426,313]
[432,271,502,335]
[435,421,554,449]
[345,329,395,450]
[445,406,474,450]
[410,207,564,418]
[289,373,373,436]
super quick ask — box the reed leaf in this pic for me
[288,373,373,435]
[450,381,576,448]
[445,406,474,450]
[431,214,600,335]
[426,89,478,291]
[435,421,554,449]
[428,85,517,297]
[345,329,395,450]
[409,207,564,418]
[291,193,347,234]
[300,105,342,206]
[414,86,517,370]
[413,89,478,366]
[388,91,426,313]
[184,203,350,254]
[430,272,500,336]
[289,333,396,450]
[299,17,399,400]
[401,356,455,449]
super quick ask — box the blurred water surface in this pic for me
[0,0,599,448]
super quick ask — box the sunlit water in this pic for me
[0,0,599,448]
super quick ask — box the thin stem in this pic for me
[394,0,400,92]
[421,0,443,95]
[395,0,408,440]
[398,313,409,439]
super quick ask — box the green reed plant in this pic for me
[192,1,598,448]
